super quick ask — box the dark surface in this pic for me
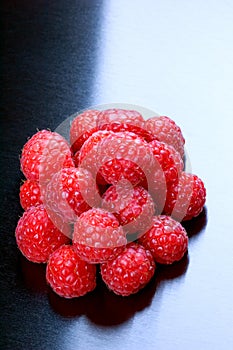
[1,1,233,349]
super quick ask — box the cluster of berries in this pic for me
[16,108,206,298]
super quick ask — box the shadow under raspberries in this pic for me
[48,255,189,326]
[48,266,158,325]
[155,254,189,285]
[18,255,48,295]
[182,207,207,239]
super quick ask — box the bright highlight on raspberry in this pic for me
[16,107,206,298]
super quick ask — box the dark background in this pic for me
[1,1,233,349]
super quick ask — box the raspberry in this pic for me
[102,183,155,235]
[20,130,74,183]
[149,140,184,184]
[73,208,127,263]
[97,108,144,128]
[79,130,113,185]
[19,179,42,210]
[44,167,100,224]
[164,172,206,221]
[139,215,188,264]
[46,245,96,298]
[15,205,70,263]
[100,242,155,296]
[79,130,114,164]
[146,140,183,213]
[145,116,185,157]
[81,131,154,186]
[97,108,155,142]
[70,110,100,153]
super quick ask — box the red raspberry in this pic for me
[139,215,188,264]
[20,130,74,183]
[15,205,70,263]
[145,116,185,157]
[100,242,155,296]
[146,140,183,213]
[44,167,100,224]
[78,130,113,165]
[46,245,96,298]
[79,130,113,185]
[81,131,154,186]
[97,108,144,128]
[102,183,155,235]
[149,140,183,184]
[70,110,100,153]
[19,179,42,210]
[73,208,127,264]
[164,172,206,221]
[97,108,155,142]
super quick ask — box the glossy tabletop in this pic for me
[1,1,233,349]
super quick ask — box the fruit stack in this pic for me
[16,108,206,298]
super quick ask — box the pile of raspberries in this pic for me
[16,109,206,298]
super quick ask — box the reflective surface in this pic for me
[1,1,233,349]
